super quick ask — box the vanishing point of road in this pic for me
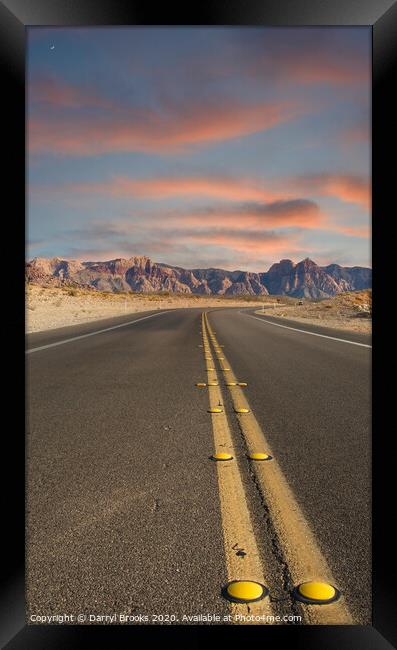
[26,307,371,625]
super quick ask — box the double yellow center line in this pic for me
[201,311,353,625]
[202,313,273,623]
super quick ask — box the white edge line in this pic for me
[246,314,372,348]
[26,311,171,354]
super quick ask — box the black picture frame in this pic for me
[1,1,396,647]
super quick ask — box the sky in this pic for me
[27,27,371,271]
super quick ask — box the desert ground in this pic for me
[255,289,372,334]
[26,284,371,334]
[26,284,276,333]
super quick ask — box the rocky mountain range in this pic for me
[26,255,372,299]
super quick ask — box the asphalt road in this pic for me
[26,308,371,625]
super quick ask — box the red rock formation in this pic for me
[26,255,372,298]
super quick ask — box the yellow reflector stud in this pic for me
[248,452,272,461]
[222,368,231,372]
[217,356,225,360]
[226,382,237,386]
[207,381,219,386]
[224,580,268,604]
[235,408,250,414]
[195,383,206,387]
[207,367,216,371]
[238,382,248,387]
[293,581,340,605]
[211,452,233,461]
[208,407,223,413]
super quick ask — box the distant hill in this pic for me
[26,255,372,299]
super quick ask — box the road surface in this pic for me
[26,308,371,625]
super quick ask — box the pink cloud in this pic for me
[53,175,279,203]
[158,43,368,89]
[30,76,114,109]
[33,172,369,212]
[288,174,370,210]
[167,199,324,230]
[333,224,370,238]
[277,53,368,86]
[176,229,299,254]
[28,98,300,156]
[113,176,278,202]
[53,222,305,266]
[322,176,370,209]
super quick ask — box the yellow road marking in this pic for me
[204,312,353,625]
[295,581,339,604]
[226,580,268,603]
[212,452,234,461]
[201,313,274,624]
[248,452,272,461]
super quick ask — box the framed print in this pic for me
[1,0,396,647]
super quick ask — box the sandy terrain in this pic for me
[26,284,277,333]
[255,290,372,334]
[26,284,371,334]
